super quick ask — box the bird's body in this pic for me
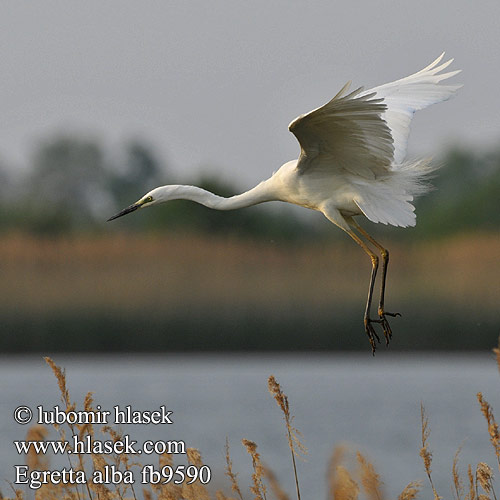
[109,53,461,352]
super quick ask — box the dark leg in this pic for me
[343,227,381,354]
[349,219,401,344]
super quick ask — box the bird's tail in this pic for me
[353,158,439,227]
[394,157,440,198]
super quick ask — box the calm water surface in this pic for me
[1,353,499,499]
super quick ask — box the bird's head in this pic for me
[107,186,170,221]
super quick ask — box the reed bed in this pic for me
[4,344,500,499]
[0,232,498,314]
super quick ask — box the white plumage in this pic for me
[109,54,461,352]
[365,53,461,165]
[287,52,461,229]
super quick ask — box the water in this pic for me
[1,352,499,499]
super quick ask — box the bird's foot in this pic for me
[364,318,381,355]
[378,309,401,346]
[364,311,401,353]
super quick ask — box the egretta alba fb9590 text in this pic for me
[109,53,461,353]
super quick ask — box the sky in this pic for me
[0,1,498,187]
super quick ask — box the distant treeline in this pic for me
[0,135,498,239]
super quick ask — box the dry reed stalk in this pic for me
[87,452,113,500]
[476,463,493,493]
[5,486,24,500]
[181,448,210,500]
[242,439,267,500]
[44,357,72,412]
[398,481,422,500]
[453,445,465,500]
[356,451,383,500]
[45,357,89,500]
[101,424,138,500]
[467,464,477,500]
[216,491,237,500]
[262,464,290,500]
[331,465,360,500]
[476,462,497,500]
[224,439,244,500]
[152,453,182,500]
[419,404,441,500]
[159,452,173,468]
[328,445,347,499]
[477,393,500,468]
[77,392,95,439]
[78,391,99,500]
[12,490,23,500]
[152,485,179,500]
[102,425,129,470]
[24,425,49,471]
[267,375,306,500]
[35,482,66,500]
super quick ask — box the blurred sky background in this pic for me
[0,0,498,186]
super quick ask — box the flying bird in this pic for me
[108,53,461,353]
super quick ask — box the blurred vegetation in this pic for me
[415,148,500,236]
[0,133,498,240]
[0,134,498,353]
[0,135,321,241]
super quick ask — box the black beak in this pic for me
[107,203,140,221]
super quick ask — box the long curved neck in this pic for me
[166,179,275,210]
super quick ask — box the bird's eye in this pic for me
[145,196,153,203]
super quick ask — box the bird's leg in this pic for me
[349,219,401,345]
[344,228,381,354]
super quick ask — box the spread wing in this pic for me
[289,53,461,179]
[289,84,394,179]
[361,53,462,165]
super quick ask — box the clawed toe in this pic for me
[384,311,401,318]
[364,310,401,352]
[378,310,401,345]
[364,318,381,354]
[378,315,393,346]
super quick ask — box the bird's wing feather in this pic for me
[289,85,395,179]
[289,53,461,181]
[361,52,462,165]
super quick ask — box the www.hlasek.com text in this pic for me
[15,434,185,455]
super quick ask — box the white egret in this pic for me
[109,53,461,353]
